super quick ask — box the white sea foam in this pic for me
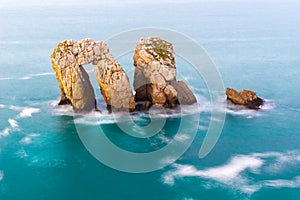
[20,136,32,144]
[8,118,18,128]
[30,72,55,77]
[0,128,10,137]
[19,76,31,80]
[16,149,29,158]
[225,99,275,118]
[156,131,171,143]
[9,105,24,111]
[0,104,5,108]
[20,133,40,144]
[162,150,300,195]
[19,72,55,80]
[174,133,190,142]
[0,72,54,81]
[0,77,13,81]
[73,111,119,125]
[163,155,263,186]
[0,170,3,182]
[263,176,300,188]
[7,105,40,118]
[197,125,208,131]
[0,118,20,138]
[51,98,201,127]
[18,107,40,118]
[49,100,74,116]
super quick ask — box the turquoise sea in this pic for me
[1,1,300,199]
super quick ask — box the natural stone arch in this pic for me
[50,38,135,112]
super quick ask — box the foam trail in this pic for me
[0,77,13,81]
[225,99,275,118]
[19,134,39,144]
[0,118,20,138]
[0,170,3,182]
[20,136,32,144]
[163,155,263,185]
[8,118,19,128]
[30,72,55,77]
[9,105,24,111]
[19,76,31,80]
[18,108,40,118]
[0,104,5,108]
[163,150,300,195]
[264,176,300,188]
[0,128,10,137]
[19,72,55,80]
[1,72,54,81]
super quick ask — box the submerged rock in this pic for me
[51,38,135,112]
[226,88,264,109]
[133,37,196,108]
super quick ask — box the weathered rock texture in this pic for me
[133,37,196,108]
[50,38,135,112]
[94,54,135,112]
[226,88,264,109]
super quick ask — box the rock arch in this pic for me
[50,38,135,112]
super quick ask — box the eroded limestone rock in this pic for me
[226,88,264,109]
[133,37,196,108]
[50,38,135,112]
[94,55,135,112]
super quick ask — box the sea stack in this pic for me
[94,44,135,112]
[50,38,135,112]
[133,37,197,109]
[226,88,264,109]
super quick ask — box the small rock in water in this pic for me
[226,88,264,109]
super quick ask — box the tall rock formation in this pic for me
[133,37,196,108]
[50,38,135,112]
[94,52,135,112]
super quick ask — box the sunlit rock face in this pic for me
[226,88,264,109]
[133,37,196,108]
[94,53,135,112]
[50,38,135,112]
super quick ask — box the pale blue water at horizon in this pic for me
[1,1,300,199]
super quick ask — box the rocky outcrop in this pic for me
[50,38,135,112]
[94,52,135,112]
[169,81,197,105]
[133,37,196,108]
[226,88,264,109]
[50,39,96,112]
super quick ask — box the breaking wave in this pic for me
[225,99,275,118]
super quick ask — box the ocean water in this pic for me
[1,1,300,199]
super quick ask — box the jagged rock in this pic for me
[226,88,264,109]
[94,55,135,112]
[50,39,96,112]
[169,81,197,105]
[51,38,135,112]
[135,101,151,111]
[133,37,196,108]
